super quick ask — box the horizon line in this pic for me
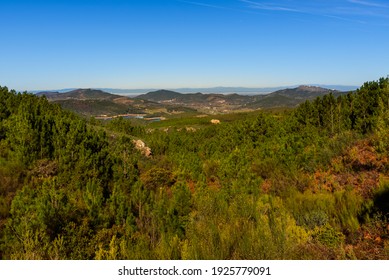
[26,83,359,93]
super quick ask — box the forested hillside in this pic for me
[0,78,388,260]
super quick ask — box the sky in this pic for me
[0,0,389,91]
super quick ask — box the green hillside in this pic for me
[0,78,388,260]
[243,86,344,109]
[52,99,134,117]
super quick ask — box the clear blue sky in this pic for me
[1,0,388,91]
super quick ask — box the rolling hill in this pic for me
[37,88,197,117]
[37,86,348,117]
[243,85,343,109]
[136,86,345,111]
[37,88,122,101]
[137,90,253,103]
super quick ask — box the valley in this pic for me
[37,85,346,120]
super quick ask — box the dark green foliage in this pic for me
[294,78,389,135]
[106,117,145,136]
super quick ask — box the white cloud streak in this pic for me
[347,0,389,8]
[178,0,389,24]
[239,0,389,23]
[239,0,301,12]
[177,0,227,10]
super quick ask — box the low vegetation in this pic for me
[0,78,388,259]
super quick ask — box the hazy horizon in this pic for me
[29,84,359,95]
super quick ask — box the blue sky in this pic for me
[1,0,388,91]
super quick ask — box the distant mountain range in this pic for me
[37,85,350,116]
[32,85,357,96]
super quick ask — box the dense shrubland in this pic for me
[0,78,388,259]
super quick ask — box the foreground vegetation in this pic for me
[0,78,388,259]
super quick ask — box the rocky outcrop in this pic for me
[133,139,152,157]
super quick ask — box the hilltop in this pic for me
[37,88,197,117]
[244,85,342,109]
[37,89,142,117]
[37,88,123,101]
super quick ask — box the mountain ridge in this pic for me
[36,88,122,101]
[136,85,346,110]
[37,85,349,116]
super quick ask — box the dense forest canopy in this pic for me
[0,78,388,259]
